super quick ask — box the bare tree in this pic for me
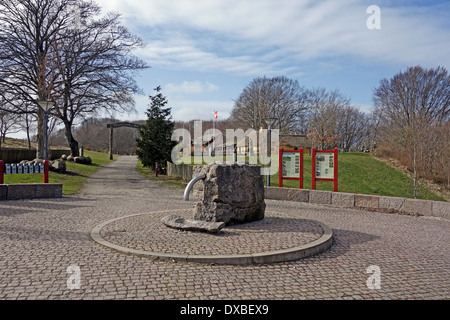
[50,4,148,156]
[307,88,351,150]
[0,0,148,157]
[0,111,21,148]
[231,76,310,133]
[373,66,449,197]
[0,0,75,158]
[336,106,368,152]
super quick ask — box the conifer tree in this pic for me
[136,86,176,173]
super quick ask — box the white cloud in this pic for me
[165,81,219,96]
[97,0,450,74]
[170,100,234,122]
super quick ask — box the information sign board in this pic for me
[279,148,304,189]
[315,152,335,179]
[312,148,338,192]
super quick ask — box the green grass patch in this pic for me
[274,152,444,201]
[136,161,187,190]
[3,151,115,195]
[178,152,444,201]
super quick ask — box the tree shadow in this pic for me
[0,225,90,242]
[217,217,324,236]
[0,197,95,217]
[302,228,381,261]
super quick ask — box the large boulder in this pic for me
[50,159,67,173]
[193,163,266,226]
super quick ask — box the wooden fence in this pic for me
[0,149,70,163]
[167,162,194,181]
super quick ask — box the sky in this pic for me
[95,0,450,123]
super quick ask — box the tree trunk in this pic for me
[64,121,79,157]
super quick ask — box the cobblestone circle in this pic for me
[97,209,325,257]
[0,156,449,300]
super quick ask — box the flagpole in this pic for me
[213,111,216,154]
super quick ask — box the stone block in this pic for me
[194,164,265,225]
[432,201,450,219]
[265,187,288,201]
[404,199,433,216]
[379,196,405,212]
[7,184,36,200]
[35,184,63,199]
[309,190,332,205]
[354,195,379,209]
[332,192,355,208]
[0,185,7,201]
[287,189,309,203]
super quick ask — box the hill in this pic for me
[274,153,447,202]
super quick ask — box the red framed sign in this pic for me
[278,148,304,189]
[312,148,338,192]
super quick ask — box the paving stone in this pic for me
[0,156,448,302]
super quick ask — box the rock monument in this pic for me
[193,163,266,225]
[162,163,266,233]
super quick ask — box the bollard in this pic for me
[43,160,49,184]
[155,162,158,177]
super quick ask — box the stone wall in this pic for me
[265,187,449,219]
[0,184,63,201]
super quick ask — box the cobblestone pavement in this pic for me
[0,156,449,300]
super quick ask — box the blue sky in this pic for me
[96,0,450,123]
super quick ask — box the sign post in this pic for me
[43,161,49,184]
[312,148,338,192]
[279,148,304,189]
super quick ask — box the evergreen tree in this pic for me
[136,86,176,173]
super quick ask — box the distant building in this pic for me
[280,134,309,153]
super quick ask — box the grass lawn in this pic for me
[273,152,444,201]
[3,151,115,195]
[175,152,445,201]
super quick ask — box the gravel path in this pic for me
[0,156,448,300]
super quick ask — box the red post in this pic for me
[311,148,316,190]
[278,148,283,188]
[300,148,304,189]
[334,148,338,192]
[0,160,4,185]
[155,162,158,177]
[43,160,49,184]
